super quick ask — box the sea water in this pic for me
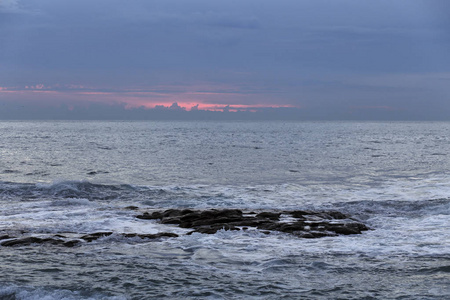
[0,121,449,299]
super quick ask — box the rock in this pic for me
[1,237,42,246]
[136,208,200,221]
[328,223,369,235]
[259,222,305,233]
[0,207,370,249]
[160,217,182,225]
[326,211,349,219]
[122,232,179,239]
[0,234,12,240]
[162,209,186,218]
[62,240,81,247]
[0,231,177,248]
[180,209,195,215]
[137,208,370,238]
[144,232,179,238]
[289,210,312,218]
[0,236,75,247]
[256,212,281,220]
[124,206,139,210]
[186,224,239,235]
[80,232,113,242]
[136,212,159,220]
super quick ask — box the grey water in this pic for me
[0,121,449,299]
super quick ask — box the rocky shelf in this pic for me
[136,208,370,237]
[0,232,179,247]
[0,209,370,247]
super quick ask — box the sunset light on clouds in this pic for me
[0,82,297,111]
[1,0,450,119]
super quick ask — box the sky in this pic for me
[1,0,450,120]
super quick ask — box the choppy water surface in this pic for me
[0,121,449,299]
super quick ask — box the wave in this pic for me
[0,180,240,208]
[1,180,449,216]
[331,198,450,219]
[0,284,126,300]
[0,180,164,201]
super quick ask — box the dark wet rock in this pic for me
[328,223,370,235]
[187,224,240,235]
[62,240,81,247]
[162,209,186,218]
[0,236,78,247]
[1,209,369,248]
[161,217,182,225]
[80,232,113,242]
[289,210,312,218]
[0,234,12,240]
[122,232,179,239]
[256,212,281,220]
[136,208,197,220]
[0,231,177,248]
[148,209,245,229]
[137,208,370,238]
[325,211,349,220]
[0,237,41,246]
[124,206,139,210]
[294,231,333,239]
[259,222,306,233]
[136,212,157,220]
[287,210,350,220]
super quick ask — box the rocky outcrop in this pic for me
[0,236,80,247]
[121,232,179,239]
[0,209,369,247]
[136,208,369,238]
[80,232,113,242]
[0,234,13,241]
[79,231,179,242]
[0,232,179,247]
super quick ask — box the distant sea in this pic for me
[1,121,449,299]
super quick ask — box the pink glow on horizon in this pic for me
[123,101,297,111]
[0,84,300,110]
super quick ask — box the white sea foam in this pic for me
[0,285,126,300]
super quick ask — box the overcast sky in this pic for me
[1,0,450,119]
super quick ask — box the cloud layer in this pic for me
[1,0,450,119]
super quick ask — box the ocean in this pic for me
[0,120,449,299]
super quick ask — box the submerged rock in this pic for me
[122,232,179,239]
[0,231,178,247]
[0,209,369,248]
[0,234,13,240]
[80,231,179,242]
[0,236,81,247]
[124,206,139,210]
[80,232,113,242]
[136,209,370,237]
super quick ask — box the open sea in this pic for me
[0,120,449,299]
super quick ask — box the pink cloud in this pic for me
[0,82,299,110]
